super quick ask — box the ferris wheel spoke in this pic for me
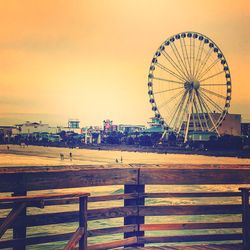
[154,86,184,95]
[169,90,188,129]
[156,62,186,82]
[198,58,221,81]
[173,93,188,130]
[192,38,195,77]
[195,91,210,131]
[199,90,223,113]
[179,38,190,79]
[194,42,205,79]
[177,91,192,134]
[192,106,197,131]
[182,38,192,78]
[184,91,195,142]
[199,70,224,83]
[201,83,227,86]
[196,47,213,80]
[158,89,185,109]
[189,37,192,76]
[198,92,220,134]
[199,87,226,99]
[193,94,204,131]
[193,40,203,79]
[162,50,189,81]
[170,43,191,81]
[153,77,183,84]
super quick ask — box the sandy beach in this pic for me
[1,144,250,167]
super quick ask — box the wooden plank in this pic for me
[0,204,241,231]
[0,232,73,248]
[132,164,250,170]
[0,192,89,203]
[0,168,138,192]
[0,194,137,210]
[0,164,134,173]
[141,192,240,198]
[140,222,242,231]
[140,168,250,185]
[138,234,242,244]
[88,236,137,250]
[88,224,138,237]
[125,244,243,249]
[89,193,137,202]
[63,227,84,250]
[0,206,137,227]
[139,205,242,216]
[1,167,250,192]
[0,191,241,210]
[89,206,137,221]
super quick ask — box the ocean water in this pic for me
[0,145,249,249]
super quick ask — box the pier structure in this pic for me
[0,164,250,249]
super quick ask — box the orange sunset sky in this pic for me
[0,0,249,126]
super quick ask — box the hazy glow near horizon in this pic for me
[0,0,249,126]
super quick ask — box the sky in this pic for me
[0,0,249,126]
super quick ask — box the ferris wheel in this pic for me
[148,31,232,142]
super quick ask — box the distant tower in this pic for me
[68,119,80,129]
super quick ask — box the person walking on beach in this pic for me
[69,152,72,161]
[60,153,64,160]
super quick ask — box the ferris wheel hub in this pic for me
[192,80,200,90]
[184,80,200,90]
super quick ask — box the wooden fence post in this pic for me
[124,169,145,247]
[79,196,88,250]
[240,188,250,250]
[13,174,27,250]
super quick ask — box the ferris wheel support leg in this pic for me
[184,91,194,143]
[159,130,167,144]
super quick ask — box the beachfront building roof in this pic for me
[15,121,50,134]
[118,124,145,134]
[140,126,164,135]
[15,121,61,135]
[68,119,80,129]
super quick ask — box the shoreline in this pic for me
[79,144,250,158]
[2,143,250,159]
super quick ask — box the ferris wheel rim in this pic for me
[148,31,232,139]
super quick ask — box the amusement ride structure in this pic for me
[148,31,232,142]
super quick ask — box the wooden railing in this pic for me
[0,192,89,250]
[0,164,250,249]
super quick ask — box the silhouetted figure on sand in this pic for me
[69,152,72,161]
[60,153,64,160]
